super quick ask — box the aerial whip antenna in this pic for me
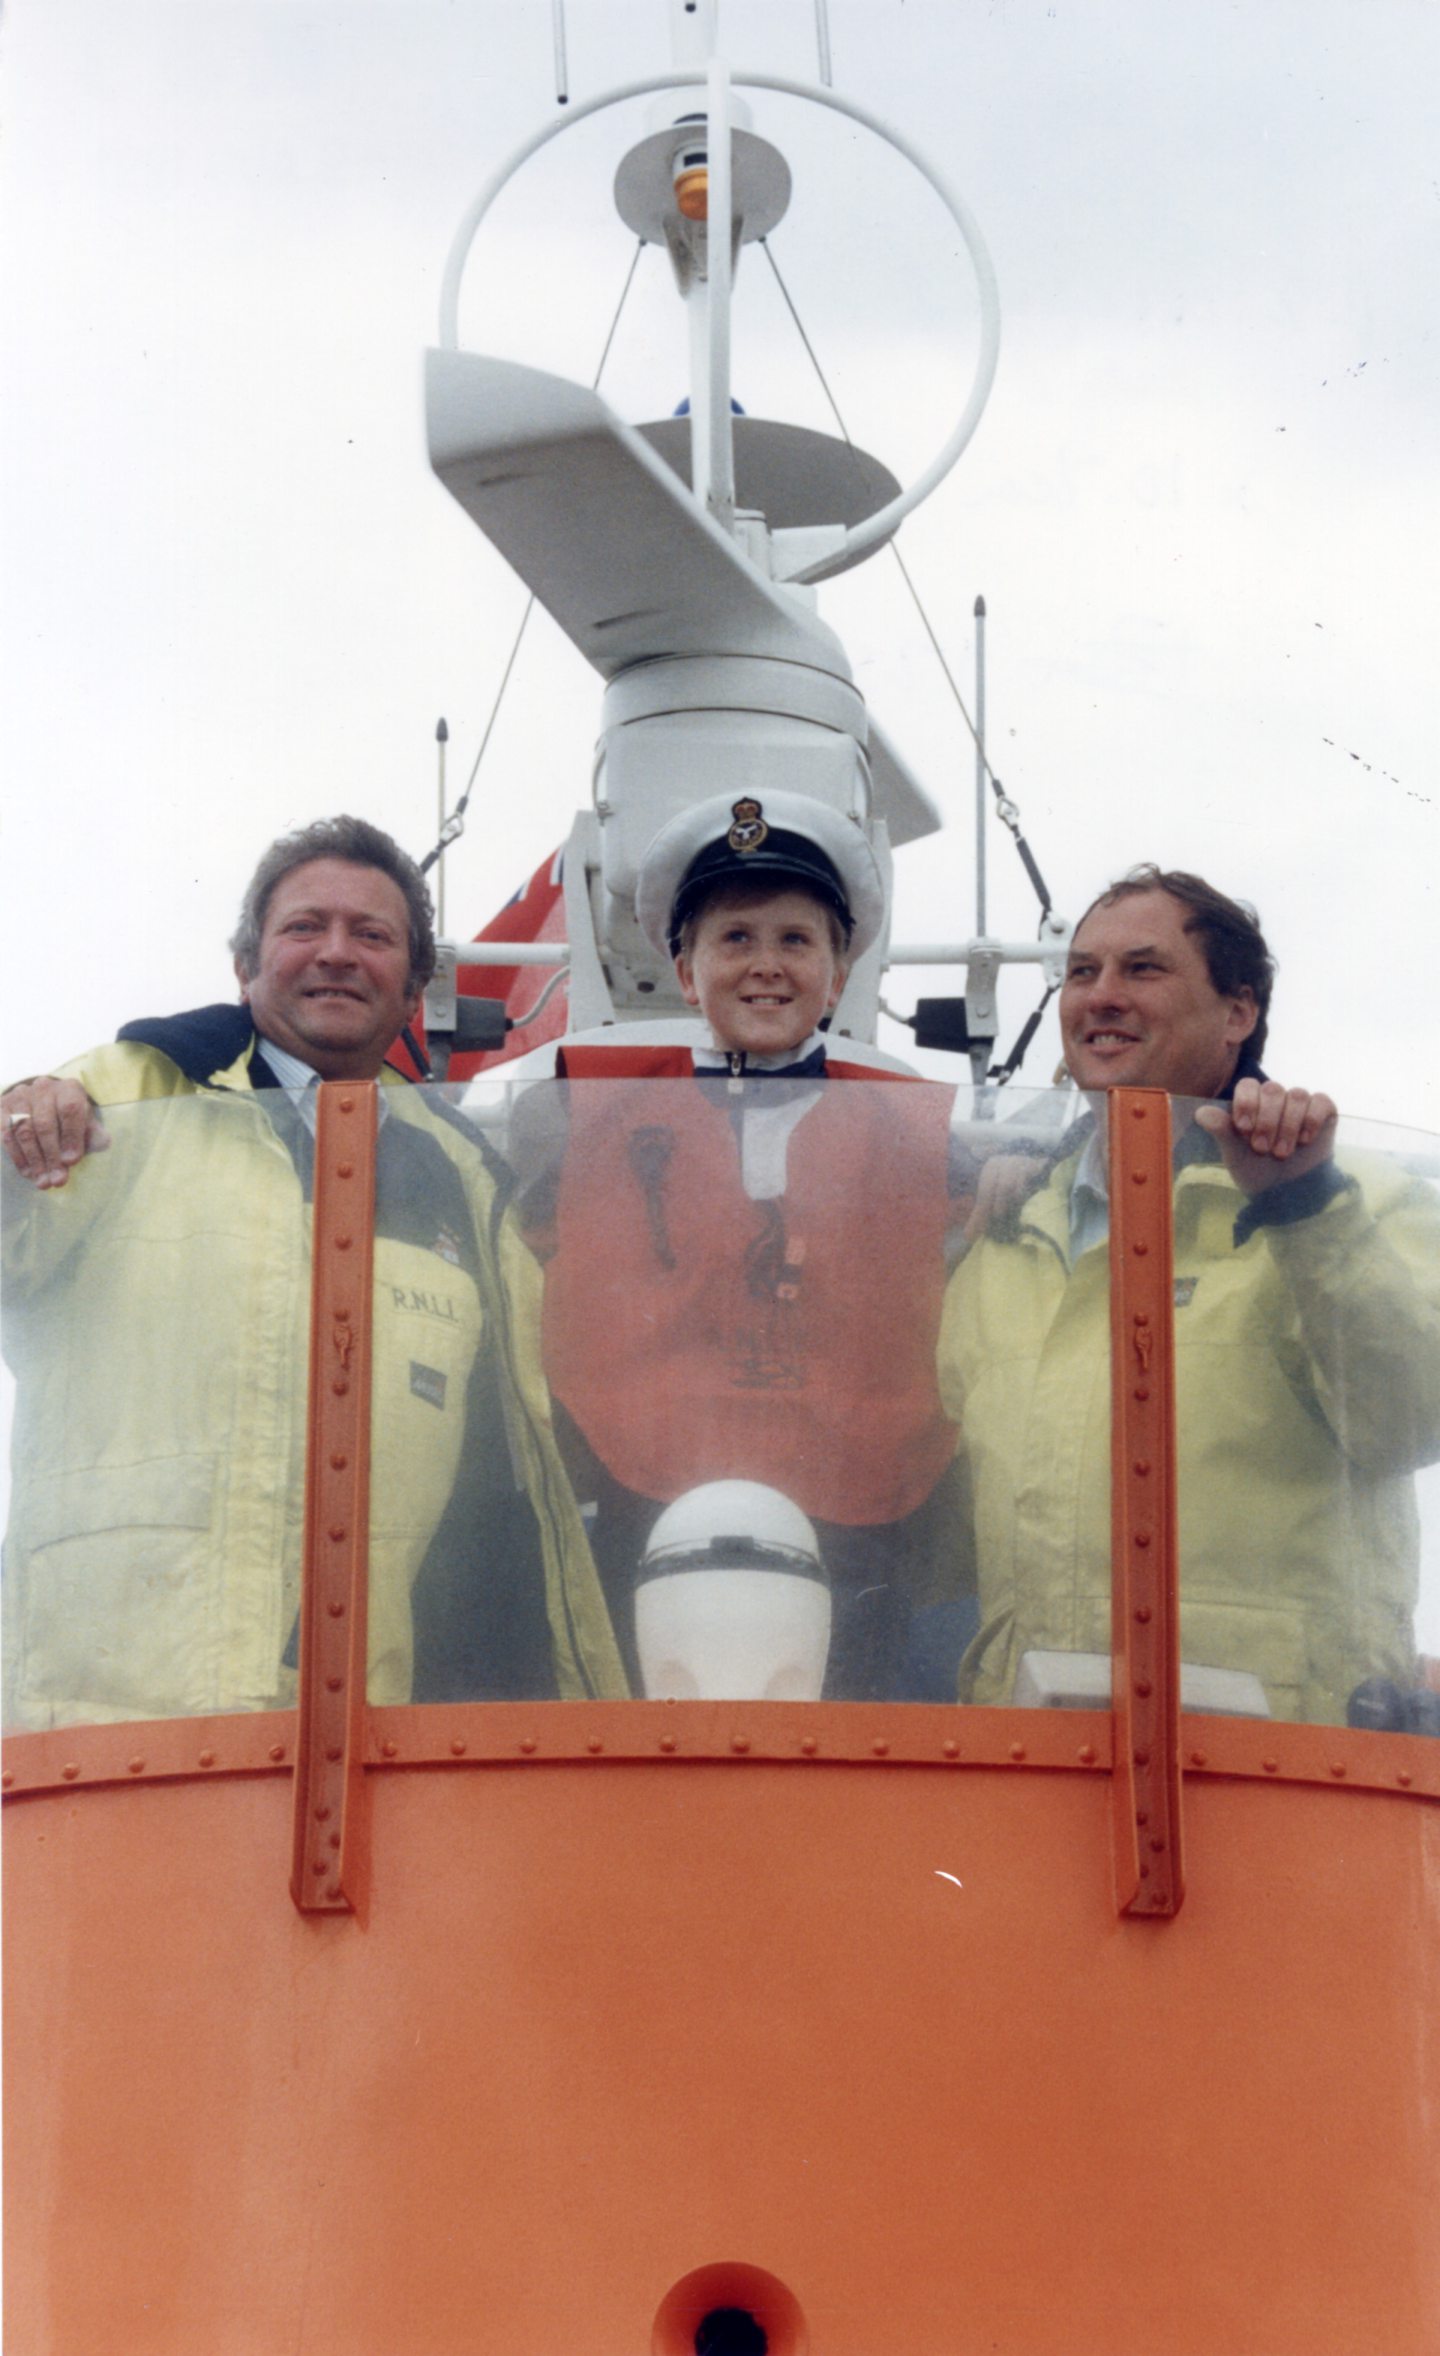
[434,716,449,932]
[974,595,987,936]
[814,0,834,87]
[551,0,569,106]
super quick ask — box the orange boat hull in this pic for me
[7,1706,1436,2355]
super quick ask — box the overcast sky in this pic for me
[1,0,1435,1132]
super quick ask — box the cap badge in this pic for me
[727,797,768,855]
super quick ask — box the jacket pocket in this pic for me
[23,1455,215,1546]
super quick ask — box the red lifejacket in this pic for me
[540,1049,958,1523]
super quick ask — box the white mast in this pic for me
[423,23,1045,1055]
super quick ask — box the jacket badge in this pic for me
[410,1362,447,1410]
[728,797,768,855]
[431,1225,463,1267]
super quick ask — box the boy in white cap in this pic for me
[519,792,972,1699]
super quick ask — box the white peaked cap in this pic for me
[635,790,886,961]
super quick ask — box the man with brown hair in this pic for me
[941,865,1440,1725]
[1,817,624,1727]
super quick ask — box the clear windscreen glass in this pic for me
[1164,1099,1440,1732]
[11,1077,1431,1741]
[394,1077,1105,1707]
[2,1091,313,1731]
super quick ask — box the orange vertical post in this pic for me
[1108,1085,1184,1917]
[290,1080,378,1916]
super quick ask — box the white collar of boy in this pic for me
[692,1028,829,1078]
[692,1030,827,1200]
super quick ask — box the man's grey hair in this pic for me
[230,816,437,996]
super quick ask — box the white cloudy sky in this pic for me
[1,0,1436,1132]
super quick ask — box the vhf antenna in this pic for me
[434,716,449,934]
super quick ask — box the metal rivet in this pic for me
[519,1737,537,1755]
[1135,1385,1150,1402]
[328,1831,341,1849]
[315,1805,331,1822]
[1009,1743,1026,1762]
[1131,1105,1146,1120]
[1136,1809,1149,1826]
[801,1735,819,1756]
[1330,1761,1347,1778]
[1,1772,13,1790]
[331,1379,349,1396]
[328,1525,346,1542]
[313,1860,328,1878]
[326,1745,342,1763]
[942,1739,960,1760]
[1134,1679,1152,1699]
[329,1453,348,1470]
[339,1096,355,1114]
[268,1744,286,1763]
[1134,1531,1151,1549]
[659,1734,677,1753]
[1133,1460,1150,1477]
[198,1749,217,1768]
[61,1763,79,1780]
[1397,1770,1413,1787]
[587,1736,604,1754]
[1149,1836,1166,1854]
[1133,1241,1149,1256]
[381,1740,399,1759]
[328,1600,345,1618]
[450,1738,467,1757]
[731,1735,750,1754]
[1133,1750,1150,1768]
[1132,1170,1148,1185]
[1262,1757,1278,1773]
[337,1162,354,1179]
[325,1676,343,1694]
[1189,1750,1207,1768]
[1135,1605,1152,1624]
[1077,1744,1096,1765]
[326,1883,343,1902]
[1138,1862,1150,1878]
[334,1305,350,1323]
[335,1235,352,1251]
[872,1738,890,1757]
[127,1756,145,1775]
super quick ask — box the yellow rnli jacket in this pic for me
[2,1011,625,1727]
[939,1134,1439,1723]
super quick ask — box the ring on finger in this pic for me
[5,1111,35,1130]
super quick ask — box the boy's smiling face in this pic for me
[676,884,847,1058]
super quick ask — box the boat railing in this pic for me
[4,1075,1437,1912]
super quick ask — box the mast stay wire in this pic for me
[758,238,1057,925]
[418,238,648,880]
